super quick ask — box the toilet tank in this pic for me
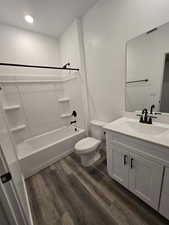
[90,120,107,140]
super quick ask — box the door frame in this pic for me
[0,146,28,225]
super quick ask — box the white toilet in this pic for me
[75,120,106,167]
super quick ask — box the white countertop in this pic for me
[104,117,169,148]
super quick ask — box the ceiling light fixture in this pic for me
[24,15,34,24]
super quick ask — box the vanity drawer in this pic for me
[159,167,169,220]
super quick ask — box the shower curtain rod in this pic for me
[126,79,148,84]
[0,63,79,71]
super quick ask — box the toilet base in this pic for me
[80,150,101,167]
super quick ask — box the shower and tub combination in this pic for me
[17,126,85,177]
[0,63,86,178]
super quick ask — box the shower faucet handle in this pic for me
[72,110,77,117]
[70,120,77,125]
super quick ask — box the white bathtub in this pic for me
[17,126,86,178]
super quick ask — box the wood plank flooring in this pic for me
[26,153,169,225]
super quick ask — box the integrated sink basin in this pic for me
[125,120,168,136]
[104,117,169,148]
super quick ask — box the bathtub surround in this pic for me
[0,74,83,143]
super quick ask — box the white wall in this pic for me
[82,0,169,121]
[127,23,169,112]
[59,21,81,68]
[59,20,88,129]
[0,23,60,69]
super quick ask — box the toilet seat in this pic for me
[75,137,101,154]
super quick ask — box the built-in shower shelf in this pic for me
[60,113,72,118]
[10,124,26,132]
[58,97,70,103]
[3,105,21,111]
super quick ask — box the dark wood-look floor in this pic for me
[26,153,169,225]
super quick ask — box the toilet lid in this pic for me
[75,137,101,154]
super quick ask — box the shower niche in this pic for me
[58,97,72,121]
[1,84,29,144]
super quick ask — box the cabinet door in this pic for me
[159,167,169,220]
[110,141,129,188]
[129,153,163,209]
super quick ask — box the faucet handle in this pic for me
[147,115,157,124]
[142,108,148,114]
[136,114,144,123]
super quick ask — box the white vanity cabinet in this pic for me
[129,152,163,209]
[104,117,169,219]
[106,132,164,210]
[110,141,129,188]
[159,167,169,220]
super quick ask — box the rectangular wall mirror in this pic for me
[126,22,169,113]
